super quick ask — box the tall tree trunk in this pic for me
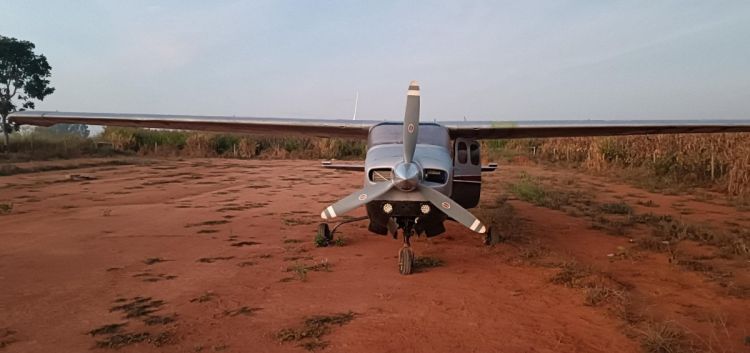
[1,113,8,152]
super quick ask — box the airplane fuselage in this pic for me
[362,122,483,237]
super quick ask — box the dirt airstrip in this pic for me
[0,158,748,353]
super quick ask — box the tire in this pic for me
[317,223,331,245]
[398,247,413,275]
[483,227,493,246]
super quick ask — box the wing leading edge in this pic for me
[10,112,750,140]
[445,119,750,140]
[8,111,381,139]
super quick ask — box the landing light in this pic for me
[383,203,393,214]
[420,204,431,214]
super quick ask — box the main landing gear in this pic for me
[317,216,368,246]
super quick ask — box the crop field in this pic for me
[0,156,748,353]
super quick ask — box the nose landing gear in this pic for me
[397,223,416,275]
[317,216,420,275]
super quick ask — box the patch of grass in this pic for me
[314,233,329,248]
[638,321,685,353]
[550,262,590,288]
[283,239,303,244]
[88,323,127,336]
[508,174,547,204]
[676,259,714,272]
[276,312,356,351]
[636,200,659,208]
[286,260,332,280]
[413,256,444,270]
[477,195,523,244]
[599,202,633,215]
[584,285,624,306]
[189,292,216,303]
[143,314,176,326]
[197,256,234,263]
[519,241,547,260]
[0,328,16,349]
[185,220,230,228]
[110,297,164,318]
[0,202,14,214]
[197,229,219,234]
[333,236,346,247]
[95,331,173,349]
[230,241,260,247]
[223,306,262,317]
[143,257,166,265]
[307,260,332,272]
[636,237,670,252]
[283,217,314,226]
[95,332,150,349]
[132,272,177,282]
[289,263,308,281]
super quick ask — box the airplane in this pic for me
[9,81,750,274]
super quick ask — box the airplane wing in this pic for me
[8,111,381,139]
[321,161,365,171]
[444,119,750,139]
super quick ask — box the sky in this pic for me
[2,1,749,122]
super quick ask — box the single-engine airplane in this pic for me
[10,81,750,274]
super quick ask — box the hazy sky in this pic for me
[2,1,749,121]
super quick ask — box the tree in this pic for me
[48,124,90,138]
[0,35,55,150]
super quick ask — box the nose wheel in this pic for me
[397,226,416,275]
[398,246,414,275]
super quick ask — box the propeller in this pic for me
[320,181,393,220]
[403,81,420,164]
[319,81,487,234]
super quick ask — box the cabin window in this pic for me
[470,143,480,165]
[457,142,468,164]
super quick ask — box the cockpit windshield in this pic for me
[368,123,450,148]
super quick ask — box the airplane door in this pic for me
[452,138,482,208]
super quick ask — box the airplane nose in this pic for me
[392,162,421,191]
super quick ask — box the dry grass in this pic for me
[0,202,12,214]
[491,133,750,199]
[550,262,591,288]
[276,312,356,351]
[638,321,686,353]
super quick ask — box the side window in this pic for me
[470,143,480,165]
[457,142,468,164]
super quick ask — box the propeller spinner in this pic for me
[320,81,486,234]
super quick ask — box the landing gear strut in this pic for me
[317,216,369,246]
[398,223,416,275]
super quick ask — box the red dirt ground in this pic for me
[0,158,747,353]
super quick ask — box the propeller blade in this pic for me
[419,186,487,234]
[320,182,393,219]
[403,81,420,164]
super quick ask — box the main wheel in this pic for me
[398,247,414,275]
[317,223,332,245]
[483,227,493,246]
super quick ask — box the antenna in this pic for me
[352,90,359,120]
